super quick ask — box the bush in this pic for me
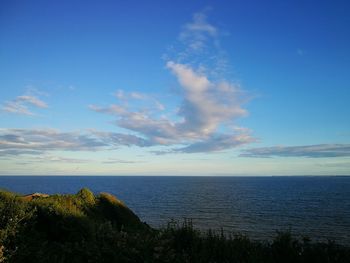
[0,189,349,263]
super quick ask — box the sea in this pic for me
[0,176,349,244]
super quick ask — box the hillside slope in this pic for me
[0,188,349,263]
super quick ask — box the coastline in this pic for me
[0,188,349,262]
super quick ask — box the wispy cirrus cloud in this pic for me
[0,149,43,157]
[2,154,92,164]
[174,133,255,153]
[16,95,48,108]
[114,89,166,111]
[0,128,157,157]
[1,94,48,116]
[0,128,152,164]
[168,9,229,78]
[0,128,108,156]
[180,10,218,52]
[101,158,143,164]
[115,90,148,101]
[89,130,153,147]
[40,155,91,163]
[240,144,350,158]
[30,155,91,164]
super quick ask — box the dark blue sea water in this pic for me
[0,176,349,244]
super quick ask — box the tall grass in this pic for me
[0,189,349,263]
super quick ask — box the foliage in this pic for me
[0,189,349,263]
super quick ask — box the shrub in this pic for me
[0,189,349,263]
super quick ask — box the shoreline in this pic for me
[0,188,349,262]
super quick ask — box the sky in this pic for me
[0,0,350,175]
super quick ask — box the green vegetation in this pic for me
[0,188,349,263]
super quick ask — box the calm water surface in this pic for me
[0,176,349,244]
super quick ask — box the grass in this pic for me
[0,188,349,262]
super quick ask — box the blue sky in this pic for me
[1,0,350,175]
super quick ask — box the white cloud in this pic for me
[0,128,108,155]
[165,9,230,81]
[155,101,165,111]
[101,158,143,164]
[88,11,254,153]
[172,133,255,153]
[115,89,148,101]
[34,155,91,163]
[0,128,156,157]
[240,144,350,158]
[130,92,147,100]
[88,104,127,115]
[180,11,218,51]
[167,61,247,136]
[1,94,48,115]
[89,130,153,147]
[17,95,48,108]
[91,61,252,153]
[0,10,251,156]
[2,101,34,116]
